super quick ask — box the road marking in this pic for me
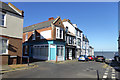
[103,75,107,78]
[102,67,109,79]
[104,72,108,75]
[111,68,116,79]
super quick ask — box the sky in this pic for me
[10,2,118,51]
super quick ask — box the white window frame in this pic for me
[25,32,28,41]
[56,27,60,38]
[61,30,63,39]
[32,30,35,40]
[56,27,63,39]
[1,38,9,54]
[0,12,6,27]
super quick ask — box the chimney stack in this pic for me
[48,17,54,21]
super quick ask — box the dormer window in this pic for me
[32,30,35,40]
[0,12,6,27]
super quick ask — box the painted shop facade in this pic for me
[23,17,65,61]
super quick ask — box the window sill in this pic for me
[0,26,7,28]
[0,54,9,56]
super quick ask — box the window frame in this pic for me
[0,38,9,54]
[32,30,35,40]
[25,32,28,41]
[56,27,63,39]
[0,12,6,27]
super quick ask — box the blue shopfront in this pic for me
[23,40,65,61]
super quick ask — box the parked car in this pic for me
[93,56,96,61]
[88,56,94,61]
[78,55,89,61]
[95,56,105,62]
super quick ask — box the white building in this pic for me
[63,19,76,60]
[82,35,89,56]
[63,19,83,59]
[89,46,94,56]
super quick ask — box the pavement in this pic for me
[0,63,38,74]
[1,60,120,80]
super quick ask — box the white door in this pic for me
[69,49,72,60]
[57,45,64,61]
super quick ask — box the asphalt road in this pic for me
[2,61,119,79]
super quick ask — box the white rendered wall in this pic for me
[63,21,76,35]
[40,30,51,39]
[0,12,23,39]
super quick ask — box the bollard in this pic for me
[56,56,57,63]
[27,57,29,66]
[97,70,99,80]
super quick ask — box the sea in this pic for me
[94,51,118,59]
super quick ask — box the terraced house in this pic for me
[74,24,83,58]
[23,17,65,62]
[0,2,24,65]
[89,46,94,56]
[63,19,76,60]
[63,19,83,59]
[82,35,89,56]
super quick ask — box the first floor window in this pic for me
[56,27,63,39]
[57,29,59,37]
[0,39,8,54]
[0,12,5,26]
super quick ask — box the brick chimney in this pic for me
[48,17,54,21]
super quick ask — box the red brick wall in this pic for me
[0,55,9,65]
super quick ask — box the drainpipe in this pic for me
[27,57,29,66]
[56,56,58,63]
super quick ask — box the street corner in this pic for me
[0,64,38,74]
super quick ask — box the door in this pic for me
[57,45,64,61]
[50,44,56,60]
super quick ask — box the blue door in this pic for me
[50,45,56,60]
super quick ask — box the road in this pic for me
[2,61,120,79]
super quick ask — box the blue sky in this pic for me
[11,2,118,51]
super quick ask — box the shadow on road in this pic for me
[105,60,120,72]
